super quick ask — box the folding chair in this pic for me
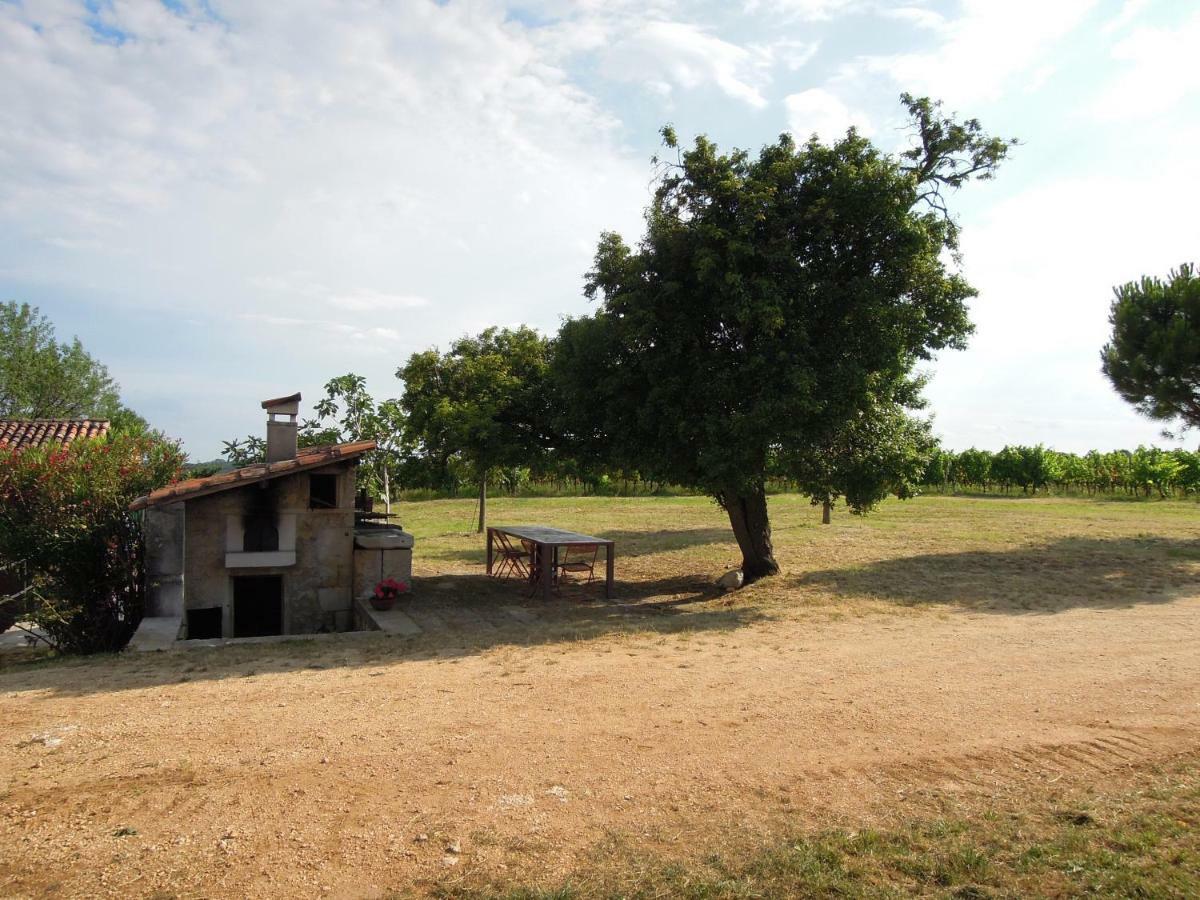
[555,543,599,592]
[493,531,531,581]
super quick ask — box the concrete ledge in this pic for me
[354,529,414,550]
[225,550,297,568]
[127,615,183,651]
[354,598,423,636]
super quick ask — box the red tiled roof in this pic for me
[129,440,377,511]
[0,419,111,450]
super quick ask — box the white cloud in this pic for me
[878,6,946,30]
[754,37,821,72]
[328,291,431,312]
[1102,0,1149,34]
[926,165,1200,453]
[858,0,1099,105]
[238,313,402,345]
[1088,11,1200,120]
[0,0,655,452]
[601,21,773,108]
[743,0,860,22]
[784,88,872,143]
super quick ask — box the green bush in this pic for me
[0,432,183,653]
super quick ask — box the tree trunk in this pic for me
[477,478,486,533]
[822,499,832,525]
[382,467,391,516]
[722,487,780,582]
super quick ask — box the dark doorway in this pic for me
[186,606,223,640]
[232,575,283,637]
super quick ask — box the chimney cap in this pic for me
[261,392,302,413]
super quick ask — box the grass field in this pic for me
[404,491,1200,617]
[2,493,1199,897]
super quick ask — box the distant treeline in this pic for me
[383,445,1200,502]
[918,445,1200,497]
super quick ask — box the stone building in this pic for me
[130,393,413,642]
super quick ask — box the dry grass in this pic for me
[2,493,1199,898]
[404,492,1200,619]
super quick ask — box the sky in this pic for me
[1,0,1198,460]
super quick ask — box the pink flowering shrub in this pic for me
[373,577,410,603]
[0,433,184,653]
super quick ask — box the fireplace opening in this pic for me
[232,575,283,637]
[243,515,279,552]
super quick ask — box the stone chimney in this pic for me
[261,392,301,463]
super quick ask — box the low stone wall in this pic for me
[352,528,414,602]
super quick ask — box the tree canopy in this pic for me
[312,374,405,512]
[1101,263,1200,432]
[398,326,551,531]
[553,95,1013,580]
[0,301,137,422]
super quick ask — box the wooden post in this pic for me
[541,541,553,601]
[605,543,614,599]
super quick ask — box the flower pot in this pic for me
[370,594,396,611]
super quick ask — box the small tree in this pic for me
[1101,263,1200,433]
[311,374,405,514]
[0,432,184,653]
[786,391,936,524]
[398,327,551,532]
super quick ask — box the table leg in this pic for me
[605,543,614,599]
[486,528,494,576]
[541,542,553,601]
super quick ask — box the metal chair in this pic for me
[555,543,599,590]
[493,531,531,581]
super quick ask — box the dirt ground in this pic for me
[2,495,1199,897]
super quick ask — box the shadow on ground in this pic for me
[793,536,1200,613]
[418,528,736,564]
[0,572,763,697]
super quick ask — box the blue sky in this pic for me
[1,0,1197,459]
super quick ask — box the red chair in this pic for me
[493,532,531,581]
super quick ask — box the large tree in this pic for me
[1101,263,1200,432]
[0,301,127,420]
[398,326,551,532]
[553,95,1012,581]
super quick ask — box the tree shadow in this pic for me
[418,527,735,564]
[0,572,761,698]
[792,536,1200,614]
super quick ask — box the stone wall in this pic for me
[352,532,414,602]
[180,462,357,638]
[144,501,184,617]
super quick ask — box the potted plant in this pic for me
[370,577,409,611]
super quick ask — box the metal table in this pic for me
[486,525,615,600]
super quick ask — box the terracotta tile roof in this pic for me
[0,419,111,450]
[129,440,377,511]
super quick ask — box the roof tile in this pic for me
[0,419,111,451]
[129,440,377,510]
